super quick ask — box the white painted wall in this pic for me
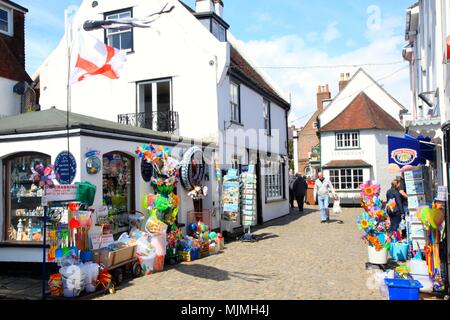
[319,69,405,128]
[38,0,228,142]
[0,77,21,117]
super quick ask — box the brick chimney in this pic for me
[339,72,351,92]
[317,84,331,111]
[195,0,215,13]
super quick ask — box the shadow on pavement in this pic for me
[173,264,269,283]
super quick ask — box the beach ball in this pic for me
[209,232,217,240]
[200,224,207,232]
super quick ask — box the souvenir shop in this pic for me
[0,109,230,298]
[355,134,449,300]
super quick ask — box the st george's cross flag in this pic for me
[70,32,127,84]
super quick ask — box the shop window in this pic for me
[4,153,51,243]
[102,152,135,236]
[265,161,284,201]
[0,5,12,35]
[104,8,133,51]
[329,168,364,191]
[336,131,360,149]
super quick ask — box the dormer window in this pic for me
[212,19,226,41]
[0,5,12,36]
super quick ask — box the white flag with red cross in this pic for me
[70,32,127,84]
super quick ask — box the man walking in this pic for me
[293,174,308,213]
[288,171,296,209]
[314,172,337,223]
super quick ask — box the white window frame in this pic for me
[336,131,360,149]
[265,161,284,201]
[329,168,364,191]
[105,9,133,51]
[0,5,13,36]
[137,78,172,114]
[230,82,240,123]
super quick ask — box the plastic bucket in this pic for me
[80,251,93,263]
[368,246,388,265]
[384,278,423,300]
[390,243,409,261]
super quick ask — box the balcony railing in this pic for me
[118,111,179,134]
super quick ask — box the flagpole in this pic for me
[65,9,72,184]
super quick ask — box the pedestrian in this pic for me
[293,174,308,213]
[288,172,296,209]
[313,172,337,223]
[396,176,409,216]
[386,180,405,233]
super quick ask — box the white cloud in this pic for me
[235,16,410,127]
[322,22,341,44]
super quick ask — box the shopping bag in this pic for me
[333,199,342,214]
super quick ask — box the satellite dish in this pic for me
[13,81,28,95]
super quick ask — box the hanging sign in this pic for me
[387,136,421,172]
[141,159,153,182]
[85,150,101,175]
[54,151,77,184]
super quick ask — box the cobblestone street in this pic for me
[98,206,384,300]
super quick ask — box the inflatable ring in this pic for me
[180,146,205,191]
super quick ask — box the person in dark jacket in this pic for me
[288,172,297,209]
[293,174,308,213]
[386,180,405,233]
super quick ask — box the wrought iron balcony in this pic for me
[118,111,179,133]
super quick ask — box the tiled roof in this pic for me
[0,37,31,82]
[230,45,289,108]
[323,160,372,168]
[321,92,404,132]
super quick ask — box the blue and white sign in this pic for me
[388,136,421,169]
[54,151,77,185]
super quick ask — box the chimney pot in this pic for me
[195,0,215,13]
[316,83,331,111]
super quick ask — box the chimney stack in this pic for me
[195,0,215,13]
[213,0,224,17]
[317,84,331,111]
[339,72,351,92]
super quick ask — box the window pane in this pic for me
[120,31,132,50]
[0,9,7,21]
[0,20,7,32]
[108,34,121,49]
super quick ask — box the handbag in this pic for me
[333,199,342,214]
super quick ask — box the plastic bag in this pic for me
[138,251,156,275]
[145,216,168,234]
[80,262,99,293]
[150,232,167,256]
[136,235,154,256]
[117,233,130,244]
[333,199,342,214]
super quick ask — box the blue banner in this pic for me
[388,136,421,169]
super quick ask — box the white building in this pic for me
[0,0,32,118]
[36,1,291,225]
[318,69,407,203]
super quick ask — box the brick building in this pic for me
[0,0,31,118]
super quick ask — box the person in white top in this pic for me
[314,172,337,223]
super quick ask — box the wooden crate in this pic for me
[93,245,136,268]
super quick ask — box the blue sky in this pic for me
[19,0,414,125]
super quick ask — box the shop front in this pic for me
[0,109,221,266]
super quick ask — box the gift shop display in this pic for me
[6,154,52,243]
[356,181,392,265]
[102,152,134,236]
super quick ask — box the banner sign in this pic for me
[388,136,421,172]
[42,185,78,205]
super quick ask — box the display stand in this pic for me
[240,165,257,242]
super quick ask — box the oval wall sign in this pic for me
[54,151,77,184]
